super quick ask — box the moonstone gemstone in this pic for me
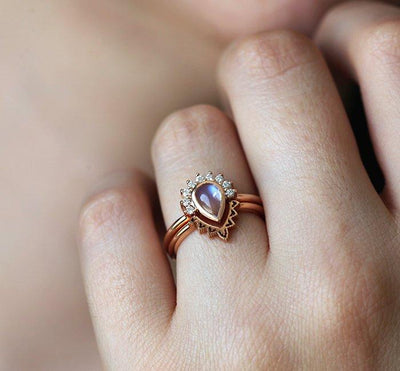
[193,183,224,221]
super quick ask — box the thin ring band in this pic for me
[163,193,263,251]
[164,194,264,258]
[163,194,263,254]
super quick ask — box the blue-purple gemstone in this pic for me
[193,182,225,221]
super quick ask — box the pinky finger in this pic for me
[78,171,175,369]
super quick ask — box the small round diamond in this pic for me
[186,206,195,215]
[222,180,232,189]
[181,188,191,199]
[225,189,236,198]
[215,174,224,184]
[187,180,196,189]
[196,174,205,183]
[205,171,214,181]
[182,199,192,208]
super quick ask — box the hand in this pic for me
[2,1,353,367]
[78,2,400,369]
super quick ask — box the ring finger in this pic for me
[152,105,268,308]
[218,30,389,269]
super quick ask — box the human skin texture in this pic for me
[0,0,383,369]
[79,2,400,369]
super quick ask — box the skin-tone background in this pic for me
[0,0,381,369]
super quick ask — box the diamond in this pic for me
[196,174,205,183]
[215,174,224,184]
[187,180,196,189]
[205,171,214,181]
[182,199,192,207]
[181,188,191,199]
[222,180,232,189]
[186,206,196,215]
[225,188,236,198]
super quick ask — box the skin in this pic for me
[79,2,400,370]
[0,2,219,369]
[0,0,394,369]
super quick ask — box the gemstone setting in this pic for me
[192,182,225,222]
[179,172,238,240]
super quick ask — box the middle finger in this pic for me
[218,31,386,263]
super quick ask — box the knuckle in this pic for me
[80,189,128,236]
[152,105,229,159]
[361,18,400,66]
[223,30,320,82]
[80,184,146,245]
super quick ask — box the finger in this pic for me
[152,105,268,308]
[78,171,175,369]
[218,31,389,261]
[174,0,342,40]
[316,1,400,212]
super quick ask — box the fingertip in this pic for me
[218,30,320,97]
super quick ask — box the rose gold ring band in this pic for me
[164,194,264,258]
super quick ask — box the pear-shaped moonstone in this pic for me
[193,183,224,221]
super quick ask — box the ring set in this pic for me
[163,171,265,258]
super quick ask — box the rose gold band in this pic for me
[164,194,264,258]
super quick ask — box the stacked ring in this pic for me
[163,172,265,258]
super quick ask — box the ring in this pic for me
[164,171,265,258]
